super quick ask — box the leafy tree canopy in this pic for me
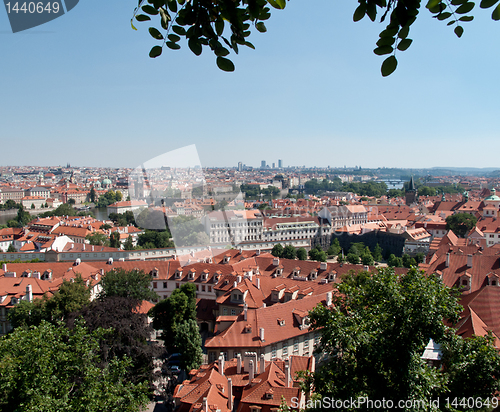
[446,212,478,238]
[307,267,500,410]
[282,244,297,260]
[271,243,284,258]
[67,296,160,387]
[8,274,91,329]
[0,320,149,412]
[296,247,308,261]
[98,268,158,301]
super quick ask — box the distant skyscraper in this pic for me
[278,159,283,168]
[272,162,275,168]
[238,162,242,171]
[261,160,266,169]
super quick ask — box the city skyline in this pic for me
[1,1,500,169]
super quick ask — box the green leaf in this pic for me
[188,38,202,55]
[216,56,235,71]
[267,0,281,8]
[454,25,464,37]
[166,42,181,50]
[131,20,137,30]
[172,25,186,35]
[426,0,441,8]
[480,0,499,8]
[397,38,413,50]
[215,19,224,36]
[456,2,475,13]
[373,45,393,55]
[458,15,474,19]
[214,46,230,57]
[244,41,255,49]
[142,5,159,15]
[379,27,398,37]
[429,3,446,12]
[376,37,396,46]
[149,27,164,40]
[381,55,398,76]
[436,11,452,19]
[167,0,177,12]
[447,19,457,25]
[353,3,366,21]
[149,45,162,58]
[366,2,377,21]
[451,0,467,5]
[168,34,181,42]
[256,22,267,32]
[492,2,500,18]
[398,26,410,39]
[135,14,151,21]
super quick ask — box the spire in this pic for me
[408,176,416,191]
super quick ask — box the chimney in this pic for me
[228,378,233,411]
[233,281,237,289]
[26,284,32,302]
[259,327,264,342]
[256,278,260,290]
[273,257,280,266]
[237,275,242,283]
[285,364,291,388]
[445,253,450,268]
[320,261,327,270]
[260,354,265,374]
[244,303,248,321]
[237,354,242,374]
[219,355,225,375]
[467,254,473,268]
[326,291,332,307]
[2,263,6,272]
[203,397,208,412]
[249,360,254,382]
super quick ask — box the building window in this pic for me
[208,286,212,292]
[293,338,299,353]
[163,282,167,288]
[231,309,236,315]
[152,282,157,289]
[271,344,277,359]
[202,285,206,292]
[282,341,288,358]
[223,307,228,315]
[314,332,320,346]
[176,283,180,288]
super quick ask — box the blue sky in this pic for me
[1,0,499,169]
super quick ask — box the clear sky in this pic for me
[1,0,499,170]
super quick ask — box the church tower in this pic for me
[405,176,417,206]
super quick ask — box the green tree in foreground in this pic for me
[7,244,16,252]
[99,268,158,301]
[133,0,500,76]
[8,274,91,329]
[0,320,149,412]
[86,232,109,246]
[149,283,201,370]
[306,267,500,411]
[446,212,478,238]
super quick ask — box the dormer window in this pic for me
[201,272,207,281]
[277,318,285,326]
[244,324,252,333]
[328,272,336,281]
[275,268,283,276]
[188,271,195,280]
[213,274,220,283]
[175,270,182,279]
[152,269,159,278]
[309,271,317,280]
